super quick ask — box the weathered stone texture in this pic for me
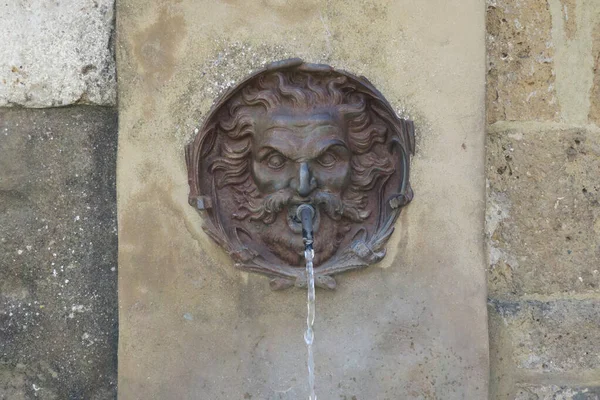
[487,0,560,123]
[515,385,600,399]
[486,0,600,398]
[489,299,600,398]
[489,299,600,373]
[486,126,600,296]
[0,1,116,107]
[589,20,600,126]
[0,107,118,398]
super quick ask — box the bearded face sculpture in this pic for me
[186,59,414,290]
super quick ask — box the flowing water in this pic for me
[304,247,317,400]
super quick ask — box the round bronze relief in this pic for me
[186,59,414,290]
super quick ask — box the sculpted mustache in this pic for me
[234,188,369,224]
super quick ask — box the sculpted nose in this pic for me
[297,162,317,197]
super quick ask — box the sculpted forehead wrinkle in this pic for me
[261,124,343,139]
[253,110,348,152]
[265,116,339,128]
[262,107,343,128]
[263,121,340,131]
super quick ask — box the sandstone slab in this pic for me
[489,298,600,398]
[0,1,116,107]
[486,125,600,296]
[117,1,489,398]
[486,0,559,123]
[489,299,600,373]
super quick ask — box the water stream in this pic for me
[297,204,317,400]
[304,246,316,400]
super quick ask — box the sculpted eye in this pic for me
[266,152,286,169]
[317,152,337,168]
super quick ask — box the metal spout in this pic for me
[296,204,315,250]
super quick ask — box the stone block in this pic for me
[489,298,600,373]
[515,385,600,399]
[0,0,116,107]
[489,298,600,398]
[486,126,600,296]
[0,107,118,398]
[486,0,560,123]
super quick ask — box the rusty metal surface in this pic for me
[186,59,414,290]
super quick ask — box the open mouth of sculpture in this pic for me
[287,203,320,235]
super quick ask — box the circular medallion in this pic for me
[186,58,414,290]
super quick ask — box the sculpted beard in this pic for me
[231,186,361,265]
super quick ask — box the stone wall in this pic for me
[0,1,118,399]
[486,0,600,398]
[2,0,600,398]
